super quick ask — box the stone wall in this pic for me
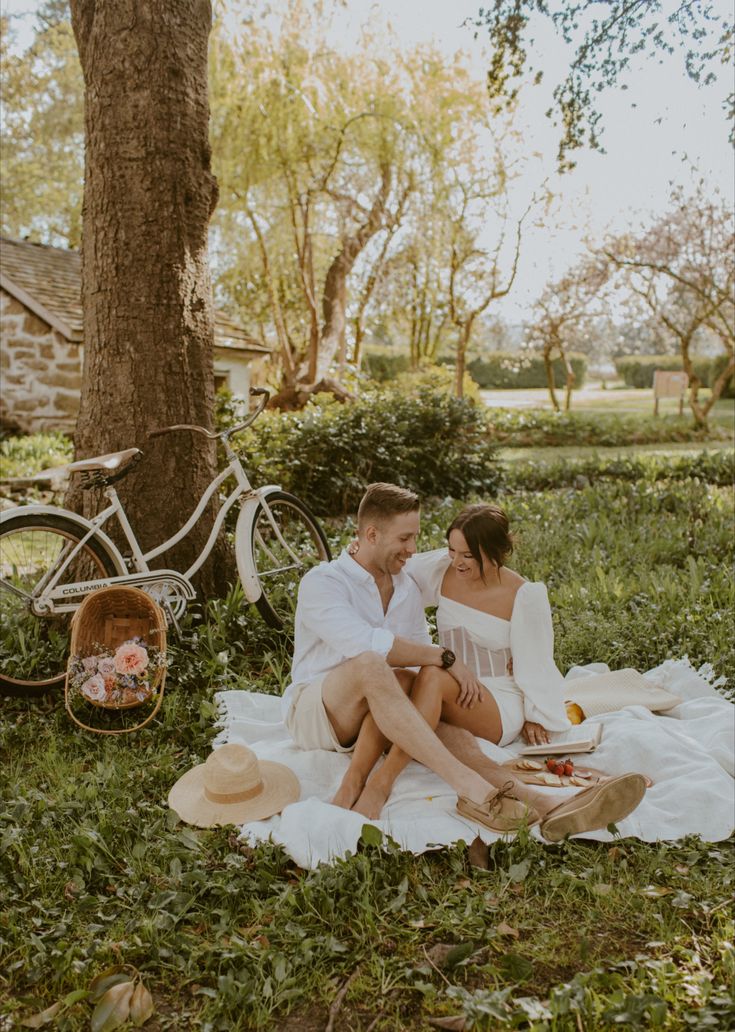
[0,288,82,433]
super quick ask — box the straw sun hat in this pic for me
[168,743,300,828]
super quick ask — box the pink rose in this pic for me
[81,674,106,701]
[114,642,149,676]
[82,656,98,673]
[98,657,116,676]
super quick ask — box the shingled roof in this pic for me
[0,236,270,354]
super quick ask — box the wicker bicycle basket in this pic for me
[65,586,167,735]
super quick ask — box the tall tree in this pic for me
[526,256,609,410]
[476,1,734,169]
[0,2,84,245]
[602,185,734,423]
[68,0,225,588]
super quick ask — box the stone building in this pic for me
[0,236,270,433]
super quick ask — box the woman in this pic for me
[408,502,571,748]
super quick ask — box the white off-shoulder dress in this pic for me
[407,549,571,746]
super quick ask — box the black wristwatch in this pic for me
[440,648,456,670]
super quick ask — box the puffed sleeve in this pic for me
[405,548,450,607]
[510,582,571,731]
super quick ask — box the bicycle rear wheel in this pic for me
[250,492,331,630]
[0,513,120,696]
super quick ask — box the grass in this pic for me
[480,384,735,427]
[1,477,734,1030]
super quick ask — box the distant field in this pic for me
[499,440,735,463]
[481,384,735,429]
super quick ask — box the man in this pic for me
[283,482,646,838]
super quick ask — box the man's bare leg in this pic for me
[353,665,456,817]
[322,652,493,805]
[436,723,555,817]
[331,670,415,809]
[354,666,554,819]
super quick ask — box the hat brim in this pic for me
[168,757,300,828]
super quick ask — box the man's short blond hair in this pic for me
[357,482,420,531]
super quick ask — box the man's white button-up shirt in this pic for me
[282,549,432,720]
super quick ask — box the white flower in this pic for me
[81,673,106,702]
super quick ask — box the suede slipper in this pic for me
[540,772,647,842]
[457,783,540,834]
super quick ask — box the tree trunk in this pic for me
[316,164,392,379]
[543,345,561,412]
[68,0,227,593]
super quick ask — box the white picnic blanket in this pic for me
[213,659,734,870]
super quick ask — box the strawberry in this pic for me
[554,762,566,776]
[564,759,574,776]
[546,758,557,772]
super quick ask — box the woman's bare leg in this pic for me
[353,666,553,819]
[353,665,501,818]
[331,669,415,809]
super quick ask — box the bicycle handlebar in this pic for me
[149,388,271,442]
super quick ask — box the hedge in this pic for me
[361,349,412,382]
[615,354,714,389]
[233,385,502,515]
[464,351,588,389]
[709,353,735,399]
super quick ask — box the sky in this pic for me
[4,0,734,322]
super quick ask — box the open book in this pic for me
[520,722,603,756]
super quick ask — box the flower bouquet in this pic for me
[69,638,165,710]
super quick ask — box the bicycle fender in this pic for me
[0,503,128,574]
[235,485,282,603]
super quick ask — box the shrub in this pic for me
[239,385,502,515]
[614,354,712,388]
[485,409,729,448]
[505,449,735,492]
[360,348,411,382]
[462,350,587,389]
[709,353,735,399]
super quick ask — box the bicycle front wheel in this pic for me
[250,492,331,630]
[0,513,120,696]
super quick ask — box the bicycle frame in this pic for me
[8,443,301,617]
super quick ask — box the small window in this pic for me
[214,371,230,392]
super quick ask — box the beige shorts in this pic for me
[285,675,354,753]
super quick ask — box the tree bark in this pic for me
[316,164,392,379]
[544,346,561,411]
[67,0,227,592]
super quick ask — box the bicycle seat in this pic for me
[31,448,143,484]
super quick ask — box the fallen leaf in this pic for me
[129,981,154,1026]
[428,1017,466,1030]
[496,922,520,939]
[454,878,472,889]
[20,1002,62,1028]
[467,836,489,870]
[641,885,672,898]
[592,883,613,895]
[91,981,135,1032]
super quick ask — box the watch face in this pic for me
[442,649,456,669]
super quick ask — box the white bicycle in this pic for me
[0,388,331,696]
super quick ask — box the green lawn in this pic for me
[2,479,733,1030]
[480,385,735,431]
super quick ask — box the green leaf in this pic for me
[90,981,135,1032]
[499,953,534,982]
[360,823,383,847]
[445,942,475,969]
[507,858,531,883]
[88,967,128,1003]
[62,988,89,1006]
